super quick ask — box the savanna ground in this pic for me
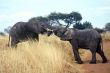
[0,32,110,73]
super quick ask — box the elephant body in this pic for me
[48,27,107,64]
[9,21,50,47]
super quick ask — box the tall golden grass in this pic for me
[102,31,110,41]
[0,35,85,73]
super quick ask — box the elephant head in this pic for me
[54,28,74,41]
[27,19,51,34]
[60,28,74,40]
[47,24,74,41]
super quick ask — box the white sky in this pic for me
[0,0,110,31]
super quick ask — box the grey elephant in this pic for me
[8,19,51,47]
[48,27,107,64]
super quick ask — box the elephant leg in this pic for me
[90,49,97,64]
[32,34,39,41]
[36,34,39,41]
[96,45,107,63]
[70,40,83,64]
[72,46,83,64]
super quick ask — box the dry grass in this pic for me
[0,35,85,73]
[102,31,110,41]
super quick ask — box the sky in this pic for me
[0,0,110,32]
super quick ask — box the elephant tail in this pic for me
[7,34,10,47]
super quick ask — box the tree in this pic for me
[0,32,5,36]
[73,22,85,29]
[63,12,82,25]
[48,12,64,26]
[105,23,110,31]
[94,28,105,33]
[47,11,82,27]
[83,21,93,29]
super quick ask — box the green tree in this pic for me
[73,22,85,29]
[83,21,93,29]
[94,28,105,33]
[0,32,5,36]
[63,12,82,25]
[48,12,63,26]
[105,23,110,31]
[48,11,82,27]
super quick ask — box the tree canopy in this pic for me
[73,22,84,29]
[105,23,110,31]
[0,32,5,36]
[47,11,82,27]
[73,21,93,29]
[83,21,93,29]
[94,28,105,33]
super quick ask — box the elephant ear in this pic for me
[63,29,74,40]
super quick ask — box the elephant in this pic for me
[47,27,108,64]
[8,20,51,47]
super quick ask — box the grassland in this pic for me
[102,31,110,41]
[1,32,110,73]
[0,35,87,73]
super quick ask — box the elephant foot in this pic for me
[102,59,108,63]
[90,61,96,64]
